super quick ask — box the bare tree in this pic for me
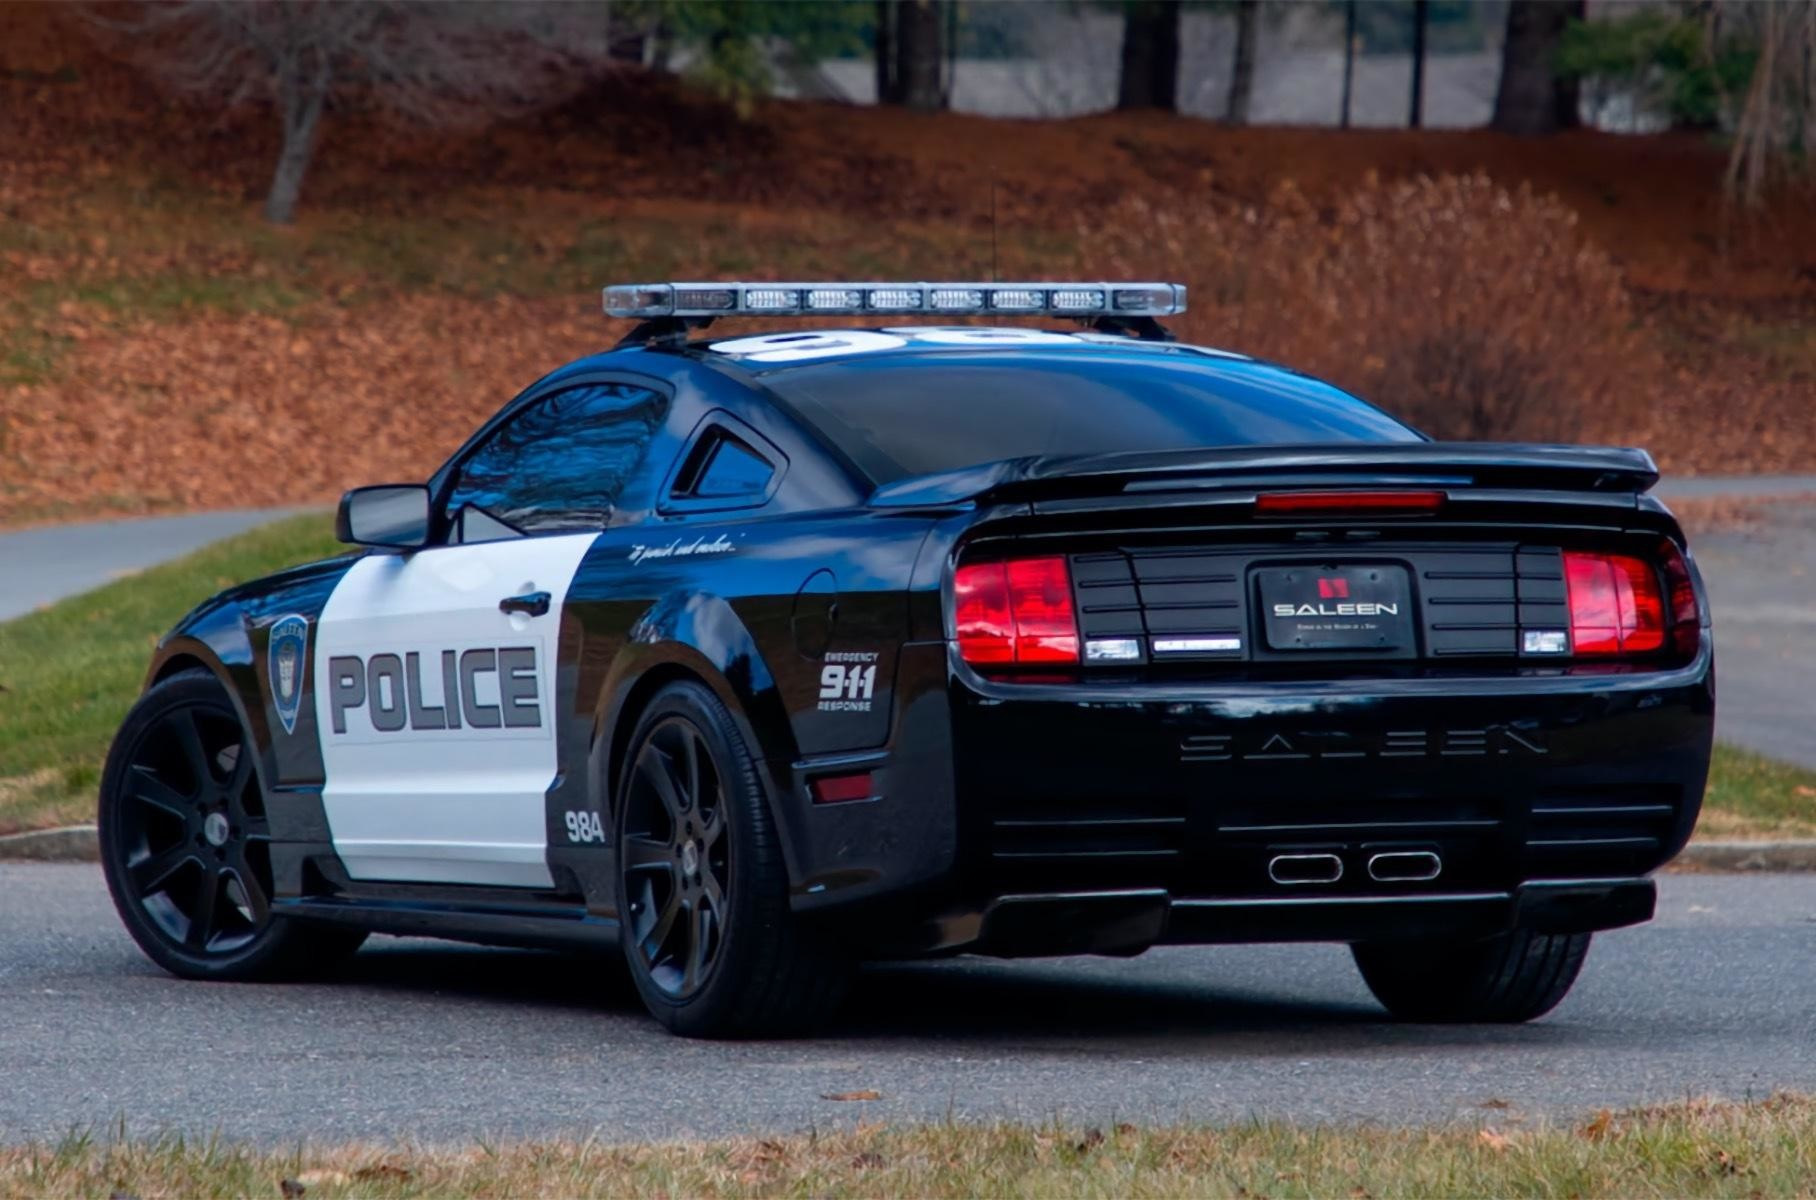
[1117,1,1180,111]
[1225,0,1258,124]
[1725,0,1816,209]
[876,0,949,110]
[1491,0,1584,134]
[95,1,610,224]
[1408,0,1428,128]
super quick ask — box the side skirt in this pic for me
[273,894,619,954]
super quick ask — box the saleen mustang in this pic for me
[100,281,1713,1037]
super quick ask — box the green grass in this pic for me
[1698,743,1816,840]
[0,514,1812,841]
[3,1096,1814,1198]
[0,514,343,834]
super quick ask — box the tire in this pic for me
[1351,928,1592,1023]
[99,669,367,981]
[613,679,848,1038]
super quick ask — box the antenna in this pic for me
[990,177,999,283]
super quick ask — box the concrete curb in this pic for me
[0,824,97,862]
[1671,840,1816,873]
[1,826,1813,872]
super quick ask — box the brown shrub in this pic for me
[1090,172,1660,445]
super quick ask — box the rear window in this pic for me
[761,351,1422,484]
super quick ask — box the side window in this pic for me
[445,383,667,538]
[668,427,780,510]
[692,438,775,499]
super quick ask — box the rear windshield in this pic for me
[760,351,1423,484]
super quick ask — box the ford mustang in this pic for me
[98,281,1713,1037]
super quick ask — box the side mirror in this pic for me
[336,484,432,550]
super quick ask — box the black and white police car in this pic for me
[100,281,1713,1037]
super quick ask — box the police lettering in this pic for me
[328,648,540,734]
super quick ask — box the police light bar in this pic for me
[602,281,1187,319]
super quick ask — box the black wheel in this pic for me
[614,679,847,1038]
[99,669,366,981]
[1351,928,1592,1023]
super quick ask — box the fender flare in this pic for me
[587,591,802,875]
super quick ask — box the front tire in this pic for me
[1352,928,1592,1023]
[614,680,847,1038]
[99,669,366,981]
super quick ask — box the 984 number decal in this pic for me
[563,810,606,844]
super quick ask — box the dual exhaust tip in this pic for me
[1267,850,1442,886]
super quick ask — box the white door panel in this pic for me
[315,533,595,887]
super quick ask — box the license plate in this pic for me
[1257,565,1414,651]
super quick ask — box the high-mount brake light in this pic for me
[1255,490,1446,516]
[953,556,1080,666]
[602,281,1187,319]
[1564,551,1666,656]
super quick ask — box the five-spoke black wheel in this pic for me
[614,680,848,1037]
[99,669,365,980]
[621,716,731,1000]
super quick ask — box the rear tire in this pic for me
[99,669,367,981]
[1351,928,1591,1023]
[614,679,848,1038]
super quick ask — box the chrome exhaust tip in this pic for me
[1367,850,1442,882]
[1268,852,1344,885]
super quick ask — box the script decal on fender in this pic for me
[627,534,737,565]
[266,614,309,736]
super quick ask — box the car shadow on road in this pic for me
[323,941,1593,1054]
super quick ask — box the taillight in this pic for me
[1563,550,1666,656]
[1658,539,1702,656]
[953,555,1079,666]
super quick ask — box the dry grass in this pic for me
[4,1096,1814,1198]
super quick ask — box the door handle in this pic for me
[499,590,551,617]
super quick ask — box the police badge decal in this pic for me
[267,614,309,735]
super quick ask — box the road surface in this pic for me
[2,864,1811,1145]
[0,509,301,621]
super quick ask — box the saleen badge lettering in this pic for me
[326,647,541,734]
[1272,602,1400,617]
[266,614,309,735]
[818,651,879,712]
[627,534,736,565]
[1180,726,1546,762]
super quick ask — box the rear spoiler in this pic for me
[866,443,1660,508]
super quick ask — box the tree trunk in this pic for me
[1117,1,1180,111]
[264,80,326,225]
[874,0,897,104]
[1491,0,1584,134]
[1340,0,1357,128]
[896,0,947,111]
[1226,0,1258,124]
[1408,0,1428,129]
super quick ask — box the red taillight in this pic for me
[1255,490,1445,516]
[953,555,1079,666]
[1658,539,1702,656]
[1564,550,1666,656]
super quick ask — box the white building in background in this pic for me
[781,2,1665,132]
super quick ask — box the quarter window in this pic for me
[690,437,775,499]
[446,383,667,537]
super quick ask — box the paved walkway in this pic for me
[0,509,302,621]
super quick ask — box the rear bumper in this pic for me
[920,877,1657,957]
[783,643,1712,950]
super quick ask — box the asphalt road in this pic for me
[0,509,301,621]
[1677,500,1816,769]
[2,864,1812,1145]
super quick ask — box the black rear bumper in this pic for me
[922,877,1657,958]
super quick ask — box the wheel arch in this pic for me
[587,598,803,881]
